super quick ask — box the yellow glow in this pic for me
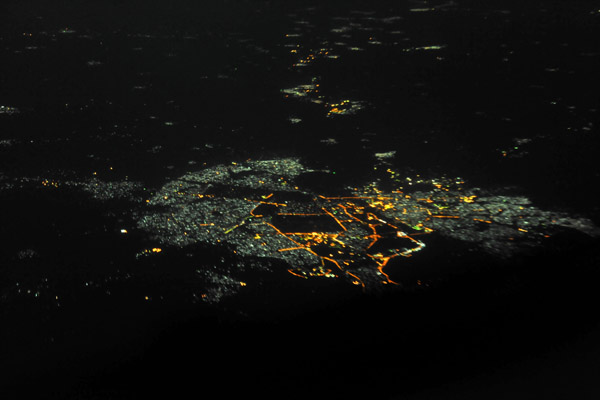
[172,167,554,289]
[41,179,59,188]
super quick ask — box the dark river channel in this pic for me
[2,1,600,398]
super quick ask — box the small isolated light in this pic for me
[120,229,128,234]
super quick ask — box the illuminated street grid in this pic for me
[137,158,599,292]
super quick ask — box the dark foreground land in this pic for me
[2,0,600,398]
[3,237,600,399]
